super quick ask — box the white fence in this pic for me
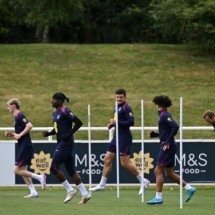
[0,126,214,143]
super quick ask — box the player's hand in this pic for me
[107,119,116,129]
[148,131,157,138]
[42,131,49,137]
[110,119,116,125]
[4,131,14,137]
[163,144,170,151]
[13,133,21,140]
[107,123,114,129]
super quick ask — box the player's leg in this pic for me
[71,172,91,204]
[102,151,116,177]
[89,151,115,192]
[65,151,91,204]
[15,147,46,190]
[147,149,166,205]
[50,148,76,203]
[165,167,196,202]
[15,147,40,198]
[119,155,150,194]
[155,166,164,192]
[120,155,138,175]
[14,165,39,198]
[165,167,186,185]
[22,176,39,198]
[146,166,164,205]
[119,135,150,195]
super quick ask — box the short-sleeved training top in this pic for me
[14,112,32,148]
[52,106,77,149]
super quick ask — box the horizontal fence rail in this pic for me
[0,126,214,143]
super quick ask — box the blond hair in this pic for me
[7,98,21,109]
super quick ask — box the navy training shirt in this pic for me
[52,106,77,148]
[158,110,179,144]
[14,112,32,148]
[114,102,134,133]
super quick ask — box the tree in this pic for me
[81,0,152,43]
[182,0,215,52]
[9,0,84,43]
[149,0,188,43]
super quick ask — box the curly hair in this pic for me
[152,95,172,108]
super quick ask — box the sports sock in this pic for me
[136,174,148,184]
[184,184,192,190]
[136,174,142,183]
[77,183,88,197]
[99,176,107,187]
[62,180,75,193]
[156,192,162,200]
[32,173,42,181]
[28,184,38,195]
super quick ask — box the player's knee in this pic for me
[13,167,18,175]
[120,160,127,168]
[13,166,22,175]
[154,167,161,176]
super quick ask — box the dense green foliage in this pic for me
[0,44,214,140]
[0,0,214,52]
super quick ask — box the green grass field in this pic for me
[0,186,214,215]
[0,44,215,140]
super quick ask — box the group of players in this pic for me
[5,89,214,205]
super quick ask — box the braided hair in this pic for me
[52,92,69,103]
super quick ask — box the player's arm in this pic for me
[71,116,83,134]
[107,110,116,129]
[108,106,134,128]
[14,122,33,140]
[162,114,179,145]
[42,128,56,137]
[118,106,134,127]
[60,114,83,141]
[148,131,159,138]
[5,131,15,137]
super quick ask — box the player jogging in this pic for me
[89,89,150,194]
[5,98,46,198]
[42,92,91,204]
[146,95,196,205]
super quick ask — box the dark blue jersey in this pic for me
[108,102,134,155]
[114,102,134,132]
[52,106,80,148]
[158,110,179,144]
[14,112,32,147]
